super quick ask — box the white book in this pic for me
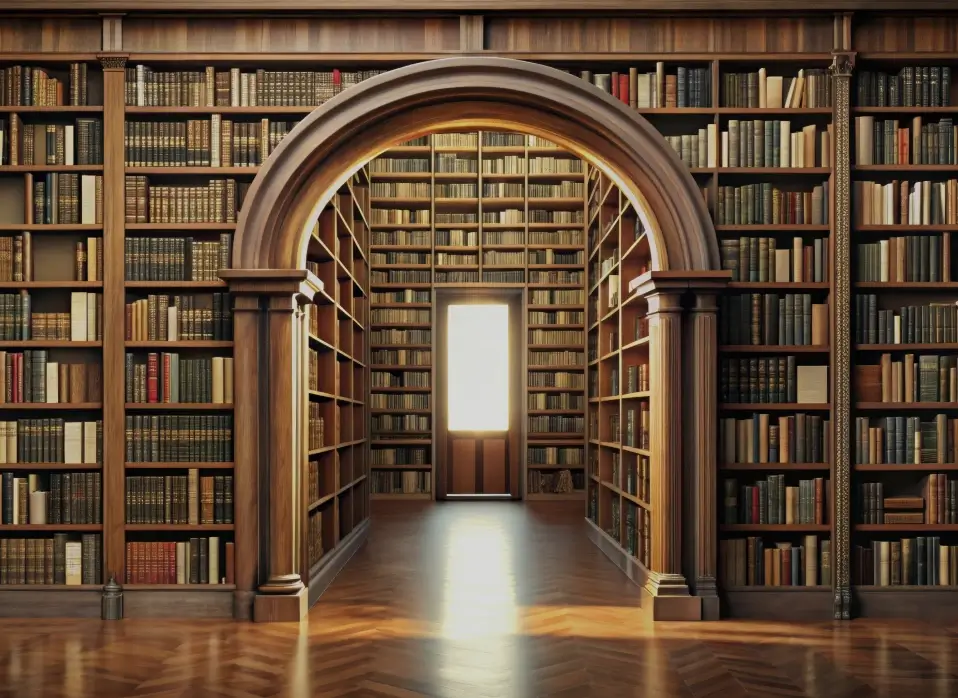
[796,365,828,404]
[29,491,48,524]
[65,125,75,165]
[879,240,889,282]
[758,67,767,108]
[70,292,87,341]
[83,421,97,464]
[80,175,97,224]
[11,477,20,523]
[188,469,199,525]
[0,422,6,463]
[65,541,83,585]
[212,357,225,403]
[176,541,187,584]
[87,237,98,281]
[707,124,718,168]
[209,536,219,584]
[779,121,790,168]
[64,421,82,464]
[211,114,221,168]
[775,249,791,283]
[766,75,784,109]
[792,237,803,282]
[5,421,15,464]
[168,306,179,341]
[86,293,96,341]
[46,362,59,403]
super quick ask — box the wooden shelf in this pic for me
[0,462,101,470]
[125,403,234,411]
[0,341,101,349]
[125,280,227,289]
[123,584,236,591]
[0,224,102,233]
[0,281,102,289]
[856,402,958,411]
[720,524,830,533]
[720,462,830,471]
[124,462,234,469]
[370,492,432,500]
[855,524,958,532]
[125,223,237,231]
[727,281,829,290]
[856,343,958,351]
[125,524,235,532]
[0,402,101,410]
[370,463,432,470]
[125,167,258,176]
[719,403,831,411]
[0,524,101,532]
[719,345,829,353]
[125,341,233,349]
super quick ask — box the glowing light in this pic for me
[447,304,509,431]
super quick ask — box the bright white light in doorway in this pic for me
[448,304,508,431]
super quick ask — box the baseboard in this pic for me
[854,588,958,620]
[308,518,369,608]
[584,517,651,590]
[722,588,833,619]
[125,589,234,618]
[0,589,101,618]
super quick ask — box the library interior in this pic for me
[0,3,957,697]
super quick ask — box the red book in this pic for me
[332,68,342,93]
[225,542,235,584]
[162,352,171,403]
[782,547,791,586]
[147,352,158,403]
[751,487,760,524]
[169,542,176,585]
[618,74,630,104]
[125,542,132,584]
[611,71,619,99]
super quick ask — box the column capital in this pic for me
[830,51,856,78]
[97,53,128,71]
[221,268,324,303]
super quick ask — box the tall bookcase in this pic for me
[303,167,369,599]
[368,131,588,500]
[586,166,654,571]
[0,59,107,607]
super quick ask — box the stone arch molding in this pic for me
[232,56,719,273]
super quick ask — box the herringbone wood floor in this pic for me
[0,501,956,697]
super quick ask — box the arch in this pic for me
[232,57,719,273]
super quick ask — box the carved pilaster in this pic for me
[688,293,719,620]
[646,291,689,601]
[830,51,854,621]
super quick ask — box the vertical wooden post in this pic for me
[99,53,128,585]
[687,292,719,620]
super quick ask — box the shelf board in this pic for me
[528,409,585,415]
[600,480,651,510]
[855,524,958,532]
[371,408,431,414]
[719,345,829,353]
[719,462,830,471]
[0,584,102,590]
[526,386,585,392]
[0,224,103,233]
[369,463,432,470]
[727,281,829,290]
[527,365,585,371]
[621,391,651,400]
[854,282,958,290]
[0,524,101,532]
[719,403,831,411]
[126,106,319,115]
[856,224,956,233]
[125,223,237,231]
[715,224,830,232]
[125,167,258,176]
[371,439,432,445]
[0,281,102,289]
[125,280,227,289]
[856,343,958,351]
[621,336,650,351]
[853,164,958,173]
[0,402,101,410]
[528,463,585,469]
[720,524,830,532]
[622,445,652,456]
[371,386,431,392]
[0,462,100,470]
[308,492,337,511]
[525,492,585,501]
[125,403,234,411]
[854,585,958,592]
[370,492,432,500]
[0,340,101,349]
[125,524,234,532]
[0,106,104,113]
[856,402,958,411]
[125,341,233,349]
[854,463,958,471]
[123,584,236,591]
[722,586,831,592]
[124,462,234,469]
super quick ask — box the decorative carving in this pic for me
[98,54,127,70]
[830,50,853,621]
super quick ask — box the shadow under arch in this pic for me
[223,56,725,622]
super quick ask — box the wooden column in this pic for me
[222,269,318,622]
[99,53,128,585]
[830,50,855,621]
[645,288,697,620]
[686,292,719,620]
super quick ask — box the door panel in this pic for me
[450,438,478,494]
[481,439,508,494]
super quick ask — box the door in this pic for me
[436,289,522,499]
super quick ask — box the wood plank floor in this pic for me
[0,500,957,697]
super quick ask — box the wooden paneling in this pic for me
[122,16,460,54]
[854,14,958,53]
[485,15,833,54]
[482,439,508,494]
[0,18,101,53]
[451,439,477,494]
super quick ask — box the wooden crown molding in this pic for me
[220,268,322,302]
[3,1,958,11]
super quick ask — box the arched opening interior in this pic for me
[223,57,725,623]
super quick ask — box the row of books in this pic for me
[307,511,324,567]
[529,415,584,433]
[484,251,526,265]
[124,353,234,405]
[370,447,428,466]
[124,118,297,167]
[0,117,102,166]
[371,251,430,265]
[530,289,584,305]
[855,116,956,166]
[720,535,831,587]
[528,371,584,389]
[124,176,246,224]
[854,296,958,345]
[370,470,431,495]
[859,480,954,525]
[0,64,90,107]
[125,473,234,525]
[125,66,381,107]
[855,234,951,283]
[0,420,100,465]
[124,235,232,282]
[369,290,430,304]
[854,180,958,226]
[856,67,952,108]
[2,472,101,525]
[723,120,832,168]
[719,237,829,284]
[714,182,829,226]
[719,293,828,347]
[369,349,431,366]
[583,64,711,108]
[0,291,101,342]
[370,328,431,345]
[719,358,828,404]
[527,469,583,494]
[855,538,957,587]
[371,415,430,432]
[125,293,233,342]
[368,394,429,410]
[0,355,100,404]
[370,309,429,324]
[528,446,583,465]
[723,69,831,109]
[528,351,584,367]
[528,392,584,410]
[371,270,431,284]
[857,353,958,403]
[530,270,584,285]
[719,413,829,465]
[125,538,233,586]
[32,173,103,225]
[307,407,324,450]
[124,415,233,463]
[854,415,958,466]
[722,475,829,525]
[0,534,100,586]
[529,329,584,345]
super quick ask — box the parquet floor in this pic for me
[0,501,957,697]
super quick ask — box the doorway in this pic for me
[435,288,523,499]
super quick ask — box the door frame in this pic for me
[434,286,524,500]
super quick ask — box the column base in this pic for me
[644,571,701,621]
[253,585,308,622]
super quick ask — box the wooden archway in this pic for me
[223,57,726,622]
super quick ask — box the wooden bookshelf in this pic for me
[367,131,588,500]
[585,165,654,576]
[303,168,370,603]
